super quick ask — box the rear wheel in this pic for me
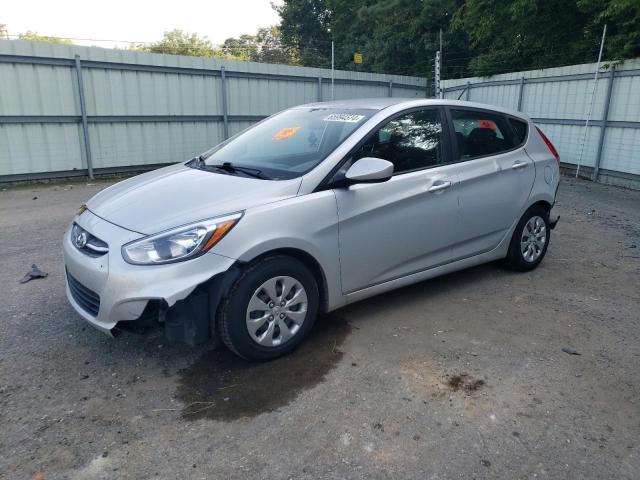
[218,255,319,361]
[504,206,550,271]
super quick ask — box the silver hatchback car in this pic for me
[63,99,560,360]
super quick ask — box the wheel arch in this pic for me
[528,199,552,215]
[239,247,331,313]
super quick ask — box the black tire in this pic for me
[217,255,319,361]
[504,205,551,272]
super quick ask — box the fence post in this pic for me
[517,76,525,111]
[388,80,393,97]
[593,67,616,182]
[465,81,471,101]
[74,55,93,179]
[435,50,441,98]
[220,66,229,140]
[317,77,322,101]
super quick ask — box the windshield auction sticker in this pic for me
[323,114,365,123]
[272,127,301,141]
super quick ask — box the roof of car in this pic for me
[296,97,409,110]
[294,98,528,120]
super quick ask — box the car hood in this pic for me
[87,163,302,234]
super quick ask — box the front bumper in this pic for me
[62,210,236,334]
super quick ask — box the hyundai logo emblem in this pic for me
[73,231,88,249]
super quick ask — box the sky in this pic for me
[0,0,282,48]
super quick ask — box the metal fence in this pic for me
[442,59,640,190]
[0,40,428,181]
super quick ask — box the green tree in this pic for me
[133,29,221,57]
[0,23,8,40]
[578,0,640,60]
[255,26,300,64]
[222,34,260,60]
[452,0,609,76]
[223,26,301,64]
[277,0,468,76]
[276,0,640,79]
[328,0,465,77]
[276,0,332,67]
[18,30,73,44]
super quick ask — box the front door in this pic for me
[332,108,460,294]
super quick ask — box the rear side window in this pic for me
[509,118,528,145]
[451,109,515,159]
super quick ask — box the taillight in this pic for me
[535,126,560,163]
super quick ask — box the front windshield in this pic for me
[200,107,375,179]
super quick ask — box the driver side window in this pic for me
[350,108,444,175]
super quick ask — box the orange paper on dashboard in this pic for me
[272,127,301,140]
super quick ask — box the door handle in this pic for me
[511,160,529,170]
[427,180,452,193]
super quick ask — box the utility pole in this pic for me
[436,29,444,98]
[576,24,607,179]
[435,50,441,99]
[331,40,335,100]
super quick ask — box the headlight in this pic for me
[122,212,242,265]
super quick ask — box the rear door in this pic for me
[447,108,535,259]
[331,107,460,293]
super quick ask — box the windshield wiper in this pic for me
[209,162,270,180]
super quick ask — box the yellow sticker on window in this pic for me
[272,127,301,141]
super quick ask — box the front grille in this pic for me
[66,270,100,317]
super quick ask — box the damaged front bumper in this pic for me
[62,209,236,336]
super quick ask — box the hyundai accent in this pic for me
[63,99,560,360]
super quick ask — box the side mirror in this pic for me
[344,157,394,184]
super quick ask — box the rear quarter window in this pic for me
[509,118,528,146]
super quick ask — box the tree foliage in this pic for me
[578,0,640,61]
[223,27,300,64]
[278,0,640,77]
[4,0,637,78]
[18,31,73,44]
[132,29,221,57]
[275,0,332,66]
[131,27,299,64]
[452,0,597,76]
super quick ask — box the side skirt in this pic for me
[342,239,510,307]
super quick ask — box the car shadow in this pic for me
[173,261,510,421]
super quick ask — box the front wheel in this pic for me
[217,255,319,361]
[504,206,551,271]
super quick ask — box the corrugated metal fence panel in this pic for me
[607,74,640,122]
[89,122,225,169]
[227,76,315,115]
[0,123,84,174]
[540,123,601,167]
[0,40,426,178]
[0,63,78,115]
[522,77,608,120]
[84,69,223,116]
[441,59,640,185]
[469,84,519,110]
[601,127,640,175]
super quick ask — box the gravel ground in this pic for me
[1,176,639,480]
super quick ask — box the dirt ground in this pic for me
[1,176,639,480]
